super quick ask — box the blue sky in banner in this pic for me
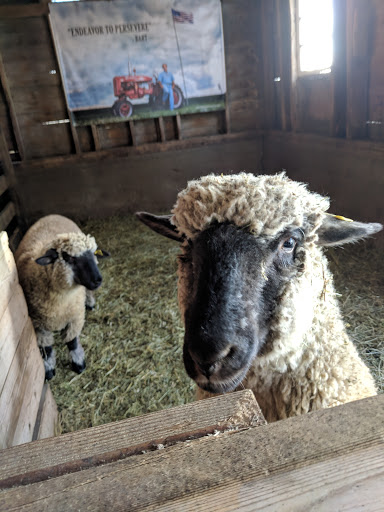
[49,0,226,110]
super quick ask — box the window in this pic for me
[295,0,334,74]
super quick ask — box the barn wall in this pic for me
[258,0,384,247]
[15,136,262,221]
[262,131,384,246]
[262,0,384,140]
[0,0,264,222]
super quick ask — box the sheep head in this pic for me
[35,232,109,291]
[136,172,382,394]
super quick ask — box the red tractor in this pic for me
[112,70,184,118]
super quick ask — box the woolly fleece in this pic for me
[171,173,377,422]
[171,172,330,240]
[15,215,97,346]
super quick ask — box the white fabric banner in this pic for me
[49,0,226,124]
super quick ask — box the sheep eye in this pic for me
[62,251,74,263]
[281,237,296,253]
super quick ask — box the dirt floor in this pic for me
[49,216,384,433]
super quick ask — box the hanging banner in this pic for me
[49,0,226,125]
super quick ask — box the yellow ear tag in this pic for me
[328,214,354,222]
[95,249,103,256]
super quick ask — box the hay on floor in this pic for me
[49,216,384,433]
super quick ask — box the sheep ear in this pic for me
[135,212,184,242]
[36,248,59,266]
[316,214,383,246]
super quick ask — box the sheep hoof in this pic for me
[45,368,56,381]
[71,361,86,374]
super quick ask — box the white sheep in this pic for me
[137,172,382,422]
[15,214,109,380]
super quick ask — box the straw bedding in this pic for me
[49,215,384,433]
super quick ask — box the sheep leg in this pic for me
[35,328,56,380]
[66,337,86,374]
[85,290,96,310]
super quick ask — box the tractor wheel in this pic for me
[173,85,184,109]
[112,98,133,118]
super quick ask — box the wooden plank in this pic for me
[91,125,101,151]
[0,5,48,19]
[33,384,58,442]
[16,130,259,166]
[330,0,347,137]
[129,120,137,146]
[0,52,25,160]
[11,85,67,116]
[346,0,374,138]
[0,390,263,487]
[275,0,287,131]
[0,175,8,197]
[180,112,225,139]
[175,113,182,139]
[0,394,383,510]
[0,232,18,322]
[13,136,262,221]
[0,201,16,232]
[0,284,29,395]
[8,227,22,253]
[0,317,44,449]
[0,230,17,284]
[131,119,158,146]
[96,123,130,150]
[47,13,80,155]
[0,125,26,230]
[260,0,278,131]
[138,444,384,511]
[158,116,166,142]
[16,116,73,159]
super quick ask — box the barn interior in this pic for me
[1,0,383,447]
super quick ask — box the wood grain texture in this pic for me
[0,394,382,511]
[139,444,384,512]
[0,202,16,232]
[0,175,7,197]
[0,318,45,449]
[0,285,29,395]
[0,51,25,160]
[0,256,18,326]
[34,384,58,442]
[14,136,262,221]
[0,390,264,487]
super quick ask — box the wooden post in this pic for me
[175,114,182,140]
[0,52,25,160]
[129,120,137,146]
[275,0,292,132]
[346,0,374,139]
[330,0,347,138]
[91,125,101,151]
[289,0,300,132]
[0,125,26,231]
[157,117,166,142]
[47,13,81,154]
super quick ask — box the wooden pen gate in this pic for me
[0,230,58,450]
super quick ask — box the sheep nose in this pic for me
[95,275,102,286]
[196,361,217,378]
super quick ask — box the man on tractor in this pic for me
[158,63,175,110]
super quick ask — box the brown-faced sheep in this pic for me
[137,172,382,422]
[15,214,109,380]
